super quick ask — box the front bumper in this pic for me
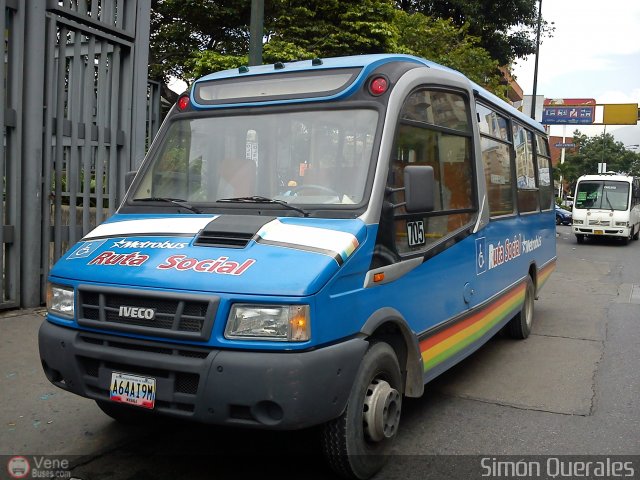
[39,320,367,429]
[573,226,630,238]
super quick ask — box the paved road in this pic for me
[1,225,639,479]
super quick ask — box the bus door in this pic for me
[375,87,479,337]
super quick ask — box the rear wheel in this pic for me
[507,276,535,340]
[321,342,402,479]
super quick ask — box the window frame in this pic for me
[385,86,479,261]
[477,101,516,219]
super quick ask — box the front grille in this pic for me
[78,334,210,359]
[76,334,206,415]
[588,220,610,226]
[78,286,218,341]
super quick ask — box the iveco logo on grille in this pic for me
[118,306,156,319]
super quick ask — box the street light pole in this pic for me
[530,0,542,120]
[248,0,264,66]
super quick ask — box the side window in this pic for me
[513,123,538,213]
[386,89,475,256]
[477,103,514,217]
[536,134,553,211]
[481,137,514,216]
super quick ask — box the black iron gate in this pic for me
[1,0,156,309]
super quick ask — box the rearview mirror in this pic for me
[404,165,435,213]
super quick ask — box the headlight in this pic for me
[615,221,628,227]
[46,284,75,318]
[225,304,310,342]
[573,219,583,225]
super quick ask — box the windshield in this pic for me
[130,109,378,210]
[574,181,630,211]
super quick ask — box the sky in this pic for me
[511,0,640,147]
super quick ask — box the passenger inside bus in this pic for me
[217,157,257,198]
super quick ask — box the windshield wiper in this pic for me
[134,197,202,214]
[217,196,309,217]
[604,191,614,211]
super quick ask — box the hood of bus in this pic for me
[50,214,367,297]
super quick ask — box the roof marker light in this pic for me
[177,95,190,111]
[239,66,249,74]
[369,76,389,96]
[312,58,323,66]
[274,62,285,70]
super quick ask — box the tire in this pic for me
[634,226,639,241]
[95,400,157,425]
[622,233,630,245]
[507,276,535,340]
[321,342,403,479]
[556,216,561,225]
[576,234,584,244]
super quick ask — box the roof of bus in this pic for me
[192,54,545,134]
[577,173,635,181]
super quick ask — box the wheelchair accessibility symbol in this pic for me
[476,237,487,275]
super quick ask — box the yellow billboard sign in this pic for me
[602,103,638,125]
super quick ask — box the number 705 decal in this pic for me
[406,221,425,247]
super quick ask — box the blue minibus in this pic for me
[40,54,556,478]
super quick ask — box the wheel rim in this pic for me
[362,378,402,443]
[524,284,534,329]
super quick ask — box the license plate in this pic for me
[109,372,156,409]
[594,230,604,235]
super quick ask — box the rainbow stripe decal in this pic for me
[536,259,556,290]
[420,282,526,373]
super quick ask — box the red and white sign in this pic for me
[544,98,596,106]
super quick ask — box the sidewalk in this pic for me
[0,310,129,457]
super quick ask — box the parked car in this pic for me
[555,205,572,225]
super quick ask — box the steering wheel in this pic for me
[289,184,340,197]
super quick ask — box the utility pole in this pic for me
[530,0,542,120]
[248,0,264,66]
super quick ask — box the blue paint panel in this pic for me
[51,214,368,298]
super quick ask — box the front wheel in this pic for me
[576,234,585,244]
[321,342,403,479]
[633,226,639,240]
[507,276,535,339]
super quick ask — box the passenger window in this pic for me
[477,103,509,141]
[536,134,553,211]
[385,89,475,257]
[513,123,538,213]
[481,137,514,216]
[477,103,514,217]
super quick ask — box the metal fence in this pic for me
[1,0,156,309]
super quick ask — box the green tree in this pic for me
[188,0,399,79]
[391,10,504,94]
[395,0,552,66]
[150,0,533,100]
[560,131,640,190]
[150,0,253,100]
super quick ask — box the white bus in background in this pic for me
[572,173,640,244]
